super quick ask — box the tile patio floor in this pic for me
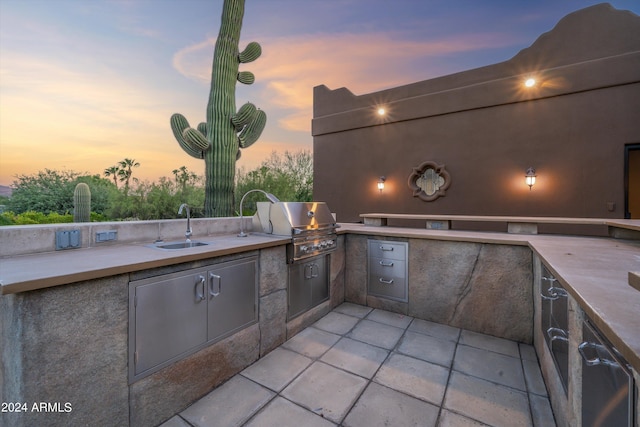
[160,303,556,427]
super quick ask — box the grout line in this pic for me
[434,327,462,425]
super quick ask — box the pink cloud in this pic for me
[173,30,518,133]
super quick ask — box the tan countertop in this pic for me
[340,223,640,371]
[0,233,290,295]
[359,213,640,230]
[2,224,639,371]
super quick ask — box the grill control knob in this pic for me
[300,245,309,252]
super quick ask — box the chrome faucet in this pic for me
[178,203,192,241]
[237,189,280,237]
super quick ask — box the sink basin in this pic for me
[151,241,209,250]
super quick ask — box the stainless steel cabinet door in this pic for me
[207,257,258,342]
[133,270,208,376]
[581,320,633,427]
[310,255,328,306]
[288,255,329,320]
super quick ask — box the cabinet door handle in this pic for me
[195,275,206,301]
[379,260,394,267]
[546,327,568,351]
[209,273,221,297]
[379,245,394,251]
[304,264,319,279]
[379,277,394,284]
[578,341,620,368]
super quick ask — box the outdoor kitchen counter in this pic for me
[2,223,639,370]
[339,223,640,372]
[0,233,290,295]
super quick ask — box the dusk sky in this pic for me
[1,0,639,187]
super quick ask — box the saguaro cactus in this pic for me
[73,183,91,222]
[170,0,266,217]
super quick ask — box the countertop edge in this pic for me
[1,234,290,295]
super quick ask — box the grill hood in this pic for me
[252,201,336,236]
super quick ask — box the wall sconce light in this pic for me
[377,176,386,192]
[525,167,536,190]
[377,107,386,116]
[524,78,536,88]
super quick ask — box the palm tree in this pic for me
[104,166,120,189]
[118,158,140,192]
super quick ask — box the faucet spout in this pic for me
[178,203,192,241]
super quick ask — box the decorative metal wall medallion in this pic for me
[408,161,451,201]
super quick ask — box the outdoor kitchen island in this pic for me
[1,217,639,426]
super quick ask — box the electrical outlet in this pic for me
[56,230,81,250]
[96,230,117,243]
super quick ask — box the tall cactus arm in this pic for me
[183,128,211,150]
[237,71,255,85]
[238,109,266,148]
[170,113,205,159]
[238,41,261,63]
[231,102,257,131]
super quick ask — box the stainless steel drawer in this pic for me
[368,240,408,302]
[368,240,407,260]
[368,274,407,302]
[370,257,406,279]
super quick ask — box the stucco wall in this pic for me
[312,4,640,223]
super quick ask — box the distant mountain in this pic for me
[0,185,13,197]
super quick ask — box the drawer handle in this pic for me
[379,277,394,284]
[578,341,620,368]
[379,260,394,267]
[379,245,394,251]
[546,327,568,352]
[541,286,567,300]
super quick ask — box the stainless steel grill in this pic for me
[252,201,338,263]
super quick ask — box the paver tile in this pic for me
[245,396,335,427]
[320,337,389,379]
[282,327,341,358]
[459,330,520,358]
[444,371,532,427]
[282,361,367,423]
[437,409,491,426]
[408,318,461,342]
[241,347,312,392]
[522,358,548,396]
[312,311,360,335]
[519,342,538,361]
[366,308,413,329]
[347,319,404,349]
[374,352,449,406]
[398,331,456,368]
[343,382,439,427]
[454,344,526,391]
[333,302,373,318]
[180,375,274,427]
[530,393,557,427]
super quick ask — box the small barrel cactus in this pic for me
[73,183,91,222]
